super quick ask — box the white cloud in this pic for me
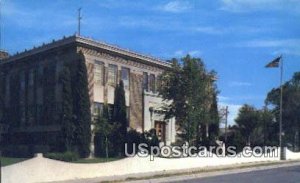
[188,50,202,56]
[193,25,268,35]
[2,1,76,29]
[95,0,150,10]
[172,50,202,57]
[236,39,300,56]
[174,50,184,57]
[119,17,157,28]
[239,39,300,48]
[195,26,224,35]
[272,49,300,56]
[220,0,300,13]
[159,1,192,13]
[218,95,230,102]
[229,81,252,87]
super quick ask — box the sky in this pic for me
[1,0,300,126]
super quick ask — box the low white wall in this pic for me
[3,148,292,183]
[286,148,300,160]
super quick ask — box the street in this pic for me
[170,165,300,183]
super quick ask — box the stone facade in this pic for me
[0,35,174,152]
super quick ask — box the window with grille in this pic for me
[108,64,118,86]
[149,74,156,92]
[121,67,130,90]
[94,61,104,85]
[143,72,148,91]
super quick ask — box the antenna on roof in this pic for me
[77,7,82,36]
[0,0,3,50]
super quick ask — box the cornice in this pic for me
[0,35,171,69]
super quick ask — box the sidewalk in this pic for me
[51,160,300,183]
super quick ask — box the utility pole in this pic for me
[77,8,82,36]
[224,106,228,143]
[219,106,229,144]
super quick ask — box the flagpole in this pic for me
[279,55,284,160]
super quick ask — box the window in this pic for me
[149,74,156,92]
[108,64,118,86]
[108,104,114,121]
[94,61,104,85]
[29,69,35,87]
[156,76,161,91]
[20,71,25,90]
[37,65,43,86]
[121,67,130,90]
[143,72,148,91]
[93,102,103,116]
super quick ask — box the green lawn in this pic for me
[0,157,28,167]
[72,157,122,164]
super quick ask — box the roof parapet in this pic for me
[1,34,170,68]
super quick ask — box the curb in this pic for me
[51,160,300,183]
[124,160,300,183]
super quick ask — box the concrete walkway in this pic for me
[4,148,300,183]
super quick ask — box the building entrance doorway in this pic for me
[155,121,166,143]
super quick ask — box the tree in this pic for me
[159,55,218,145]
[112,80,128,156]
[207,88,220,143]
[42,63,56,126]
[59,64,75,152]
[113,80,127,132]
[266,72,300,150]
[235,104,260,146]
[72,52,92,157]
[94,104,114,159]
[261,108,277,146]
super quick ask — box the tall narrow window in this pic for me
[143,72,148,91]
[93,102,103,116]
[38,65,43,86]
[108,64,118,86]
[20,71,26,125]
[29,69,35,87]
[121,67,130,90]
[5,75,10,106]
[156,76,161,91]
[149,74,156,92]
[94,61,104,85]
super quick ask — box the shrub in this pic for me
[126,130,143,155]
[44,151,79,162]
[2,145,32,158]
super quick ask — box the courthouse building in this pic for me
[0,35,176,152]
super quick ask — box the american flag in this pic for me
[265,56,281,68]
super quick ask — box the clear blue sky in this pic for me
[1,0,300,125]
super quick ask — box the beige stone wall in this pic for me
[79,46,165,131]
[129,72,143,131]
